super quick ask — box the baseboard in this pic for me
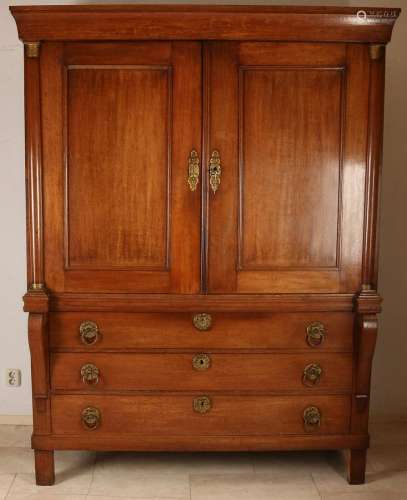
[0,415,33,425]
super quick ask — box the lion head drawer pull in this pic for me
[192,313,212,331]
[303,406,321,432]
[306,322,326,347]
[81,407,101,430]
[192,353,211,371]
[302,363,323,387]
[79,320,100,345]
[193,396,212,414]
[80,363,100,385]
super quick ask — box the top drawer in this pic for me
[49,312,354,351]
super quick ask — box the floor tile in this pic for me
[89,466,190,498]
[368,444,407,473]
[0,473,14,499]
[190,473,321,500]
[320,492,403,500]
[0,426,32,448]
[0,448,34,474]
[7,495,86,500]
[86,496,186,500]
[94,451,253,476]
[9,471,93,496]
[252,450,337,477]
[312,468,407,494]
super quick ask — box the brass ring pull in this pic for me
[209,150,221,193]
[303,406,321,432]
[192,353,211,371]
[302,363,323,387]
[80,363,100,385]
[79,320,99,345]
[192,313,212,331]
[306,322,326,347]
[193,396,212,414]
[81,406,101,430]
[187,149,200,191]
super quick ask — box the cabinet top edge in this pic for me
[8,5,401,15]
[10,4,400,44]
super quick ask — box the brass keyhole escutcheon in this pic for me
[209,150,221,194]
[192,313,212,331]
[79,320,100,345]
[303,406,321,432]
[192,353,211,371]
[80,363,100,385]
[302,363,323,387]
[193,396,212,414]
[81,407,101,430]
[306,322,326,347]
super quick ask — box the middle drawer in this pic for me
[51,352,353,392]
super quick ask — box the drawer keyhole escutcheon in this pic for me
[303,406,321,432]
[302,363,323,387]
[192,353,211,371]
[192,313,212,331]
[306,322,326,347]
[79,320,100,345]
[193,396,212,414]
[80,363,100,385]
[81,407,101,430]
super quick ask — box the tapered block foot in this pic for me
[34,450,55,486]
[348,449,367,484]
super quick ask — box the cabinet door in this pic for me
[41,42,201,293]
[206,42,369,293]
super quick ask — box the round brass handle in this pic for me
[192,313,212,331]
[192,353,211,371]
[81,406,101,430]
[193,396,212,414]
[306,322,326,347]
[302,363,323,387]
[303,406,321,431]
[79,320,99,345]
[80,363,100,385]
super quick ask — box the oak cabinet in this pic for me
[10,4,399,487]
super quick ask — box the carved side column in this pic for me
[361,43,386,293]
[24,41,46,293]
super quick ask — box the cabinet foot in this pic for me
[34,450,55,486]
[347,449,366,484]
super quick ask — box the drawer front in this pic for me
[49,312,354,351]
[51,394,351,436]
[51,352,353,392]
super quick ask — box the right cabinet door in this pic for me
[207,42,370,294]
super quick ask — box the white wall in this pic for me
[0,0,405,419]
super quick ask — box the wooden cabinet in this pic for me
[10,4,400,487]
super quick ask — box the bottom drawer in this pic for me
[51,394,350,436]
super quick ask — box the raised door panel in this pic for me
[41,42,201,292]
[207,43,369,293]
[67,67,170,270]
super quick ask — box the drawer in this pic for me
[51,394,351,436]
[51,352,353,393]
[49,312,354,351]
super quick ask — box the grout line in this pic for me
[4,473,17,499]
[311,472,324,500]
[86,451,98,496]
[188,471,192,500]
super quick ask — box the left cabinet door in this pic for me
[41,42,202,293]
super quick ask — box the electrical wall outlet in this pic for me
[6,369,21,387]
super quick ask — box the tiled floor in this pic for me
[0,421,406,499]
